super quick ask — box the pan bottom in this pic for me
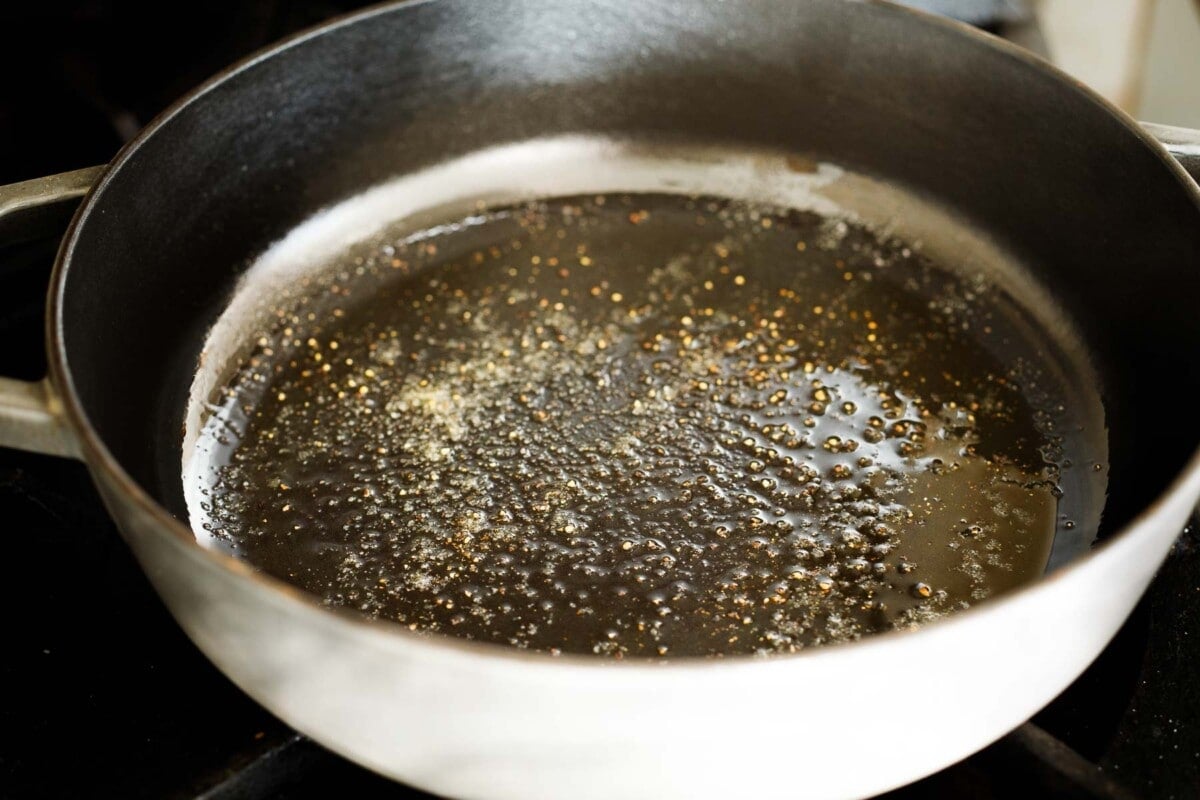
[183,139,1108,657]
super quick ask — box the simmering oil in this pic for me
[189,190,1103,657]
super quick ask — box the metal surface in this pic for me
[0,168,101,457]
[3,1,1200,798]
[895,0,1027,26]
[0,377,76,458]
[1143,121,1200,184]
[0,166,104,243]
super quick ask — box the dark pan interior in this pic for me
[57,0,1200,551]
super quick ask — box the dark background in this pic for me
[0,1,373,185]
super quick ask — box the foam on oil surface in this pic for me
[184,140,1108,657]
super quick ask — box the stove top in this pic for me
[2,2,1198,798]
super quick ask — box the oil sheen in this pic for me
[190,192,1101,657]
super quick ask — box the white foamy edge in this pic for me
[251,138,848,283]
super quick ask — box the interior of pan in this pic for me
[54,0,1200,571]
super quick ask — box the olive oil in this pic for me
[190,192,1102,657]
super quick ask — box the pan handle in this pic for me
[0,166,105,459]
[1142,122,1200,185]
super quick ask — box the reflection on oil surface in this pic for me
[189,191,1105,657]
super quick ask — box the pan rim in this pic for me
[45,0,1200,670]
